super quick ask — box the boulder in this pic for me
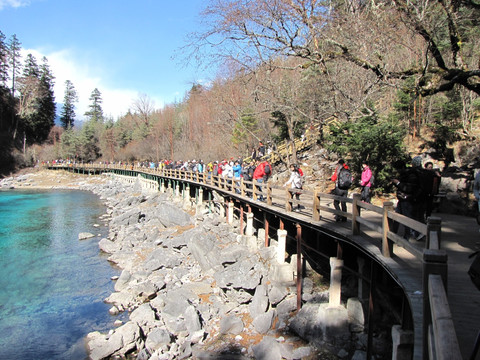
[78,232,95,240]
[252,337,283,360]
[86,322,141,360]
[145,327,171,353]
[249,284,269,318]
[219,315,244,335]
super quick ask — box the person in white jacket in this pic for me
[284,164,303,211]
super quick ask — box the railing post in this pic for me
[252,179,257,201]
[246,211,254,236]
[313,187,320,221]
[175,182,180,198]
[264,213,269,247]
[240,178,245,197]
[277,229,287,264]
[227,201,234,225]
[426,216,442,249]
[382,201,395,257]
[422,248,448,360]
[296,224,302,311]
[239,205,244,235]
[185,184,190,204]
[286,188,292,212]
[329,256,344,307]
[352,193,361,235]
[267,183,272,205]
[356,257,369,301]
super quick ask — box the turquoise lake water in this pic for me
[0,190,119,360]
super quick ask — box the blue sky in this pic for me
[0,0,209,120]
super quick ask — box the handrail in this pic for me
[45,162,462,360]
[427,275,461,360]
[48,162,433,259]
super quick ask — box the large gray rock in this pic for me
[86,322,141,360]
[188,233,218,271]
[249,284,269,318]
[111,208,144,227]
[253,310,276,334]
[130,303,156,326]
[219,315,244,335]
[267,283,288,305]
[214,257,262,289]
[98,237,120,254]
[154,202,193,227]
[78,232,95,240]
[184,305,202,334]
[114,270,132,292]
[145,327,171,353]
[252,337,283,360]
[142,248,182,272]
[290,303,350,348]
[347,298,365,332]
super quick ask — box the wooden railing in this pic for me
[47,162,461,360]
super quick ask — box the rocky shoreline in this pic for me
[1,170,379,360]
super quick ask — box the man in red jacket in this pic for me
[253,160,272,201]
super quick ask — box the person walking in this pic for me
[391,158,423,240]
[232,160,242,194]
[253,159,272,201]
[360,161,373,203]
[424,161,442,219]
[331,159,352,222]
[284,164,303,211]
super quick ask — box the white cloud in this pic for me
[0,0,30,10]
[22,48,164,121]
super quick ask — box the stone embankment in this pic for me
[1,171,375,360]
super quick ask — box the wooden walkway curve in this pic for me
[47,164,479,360]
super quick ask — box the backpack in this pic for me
[264,163,271,175]
[337,167,352,190]
[242,166,253,181]
[369,173,375,187]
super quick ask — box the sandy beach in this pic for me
[0,168,108,190]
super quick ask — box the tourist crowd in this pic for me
[45,139,454,240]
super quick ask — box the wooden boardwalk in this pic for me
[270,198,480,360]
[439,214,480,360]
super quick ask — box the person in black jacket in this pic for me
[391,158,424,240]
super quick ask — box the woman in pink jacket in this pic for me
[360,161,373,203]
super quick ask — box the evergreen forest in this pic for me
[1,0,479,176]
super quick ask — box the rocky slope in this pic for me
[80,175,380,360]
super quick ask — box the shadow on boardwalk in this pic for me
[438,213,480,360]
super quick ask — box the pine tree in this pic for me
[22,53,40,77]
[60,80,77,129]
[35,57,56,142]
[7,34,21,139]
[8,34,21,97]
[84,88,104,123]
[17,55,56,144]
[0,31,8,87]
